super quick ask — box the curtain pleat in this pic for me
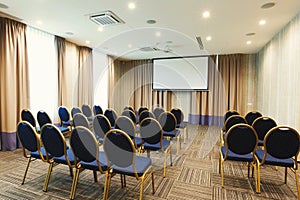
[0,17,29,150]
[56,36,66,107]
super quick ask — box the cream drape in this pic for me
[56,36,67,107]
[0,17,29,150]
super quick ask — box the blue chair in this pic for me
[121,109,137,124]
[153,107,165,120]
[104,109,118,128]
[220,124,258,187]
[220,115,247,145]
[254,126,300,197]
[252,116,277,146]
[158,111,181,155]
[40,124,77,192]
[69,126,109,200]
[140,117,172,177]
[114,116,142,150]
[224,110,240,123]
[103,129,155,200]
[93,105,103,115]
[93,114,111,143]
[171,108,188,143]
[37,110,70,134]
[137,106,148,123]
[139,110,155,124]
[73,113,90,129]
[82,104,93,122]
[71,107,82,118]
[16,121,48,184]
[244,111,262,126]
[123,105,135,113]
[58,106,72,128]
[21,109,39,132]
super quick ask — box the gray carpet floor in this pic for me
[0,125,298,199]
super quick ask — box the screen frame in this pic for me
[152,55,210,91]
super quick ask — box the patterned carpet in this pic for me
[0,125,299,199]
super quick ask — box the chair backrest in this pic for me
[224,115,247,132]
[93,114,111,139]
[139,110,155,124]
[21,109,36,127]
[17,121,40,153]
[40,124,66,158]
[104,109,118,126]
[138,106,148,117]
[37,110,52,128]
[103,129,135,168]
[225,124,258,155]
[153,107,165,120]
[170,108,184,125]
[93,105,103,115]
[224,110,240,122]
[252,116,277,141]
[58,106,70,122]
[244,111,262,125]
[124,105,135,112]
[121,110,137,124]
[115,116,136,139]
[158,111,177,132]
[264,126,300,160]
[82,104,92,118]
[73,113,89,129]
[70,127,105,172]
[140,118,162,145]
[71,107,82,118]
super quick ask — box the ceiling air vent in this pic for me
[90,11,124,26]
[196,36,204,50]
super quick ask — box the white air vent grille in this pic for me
[90,11,124,26]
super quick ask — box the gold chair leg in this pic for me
[163,151,167,177]
[284,167,287,184]
[70,168,80,200]
[43,163,54,192]
[256,164,261,193]
[183,127,187,144]
[170,147,173,166]
[151,172,155,194]
[220,152,225,187]
[22,157,32,185]
[69,166,74,177]
[176,135,180,155]
[139,179,144,200]
[120,174,124,188]
[103,172,112,200]
[294,169,300,199]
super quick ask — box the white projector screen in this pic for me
[153,56,209,90]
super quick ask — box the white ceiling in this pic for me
[0,0,300,60]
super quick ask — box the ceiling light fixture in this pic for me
[155,31,161,37]
[259,19,266,25]
[128,44,132,48]
[261,2,276,9]
[36,20,43,25]
[86,40,90,44]
[128,2,136,10]
[202,11,210,18]
[246,32,256,36]
[98,26,104,32]
[147,19,156,24]
[206,36,212,41]
[65,32,74,35]
[246,41,252,45]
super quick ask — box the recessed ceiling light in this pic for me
[166,41,173,44]
[206,36,212,41]
[261,2,276,9]
[128,44,132,48]
[259,19,266,25]
[147,19,156,24]
[0,3,9,9]
[98,26,104,32]
[246,41,252,45]
[128,2,136,10]
[246,32,256,36]
[65,32,74,35]
[85,40,90,44]
[202,11,210,18]
[155,31,161,37]
[36,20,43,25]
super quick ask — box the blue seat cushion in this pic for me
[134,137,142,147]
[163,129,180,137]
[112,156,151,177]
[53,148,77,165]
[176,123,186,129]
[30,147,50,159]
[80,151,108,171]
[57,126,70,133]
[221,146,253,162]
[143,139,170,151]
[255,149,294,167]
[62,121,72,126]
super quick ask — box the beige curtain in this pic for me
[107,55,115,108]
[78,46,93,107]
[56,36,66,106]
[0,17,29,150]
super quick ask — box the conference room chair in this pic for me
[93,105,103,115]
[103,129,155,200]
[104,108,118,128]
[153,107,165,120]
[73,113,90,129]
[58,106,72,128]
[254,126,300,198]
[123,105,135,113]
[37,110,70,134]
[252,116,277,146]
[244,111,262,126]
[21,109,39,132]
[121,109,137,124]
[40,124,77,192]
[224,110,240,123]
[93,114,112,143]
[137,106,148,123]
[114,116,142,151]
[140,117,172,177]
[219,124,258,187]
[220,115,247,146]
[71,107,82,118]
[170,108,188,143]
[16,121,48,185]
[158,111,182,155]
[82,104,93,121]
[69,126,109,200]
[139,110,155,124]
